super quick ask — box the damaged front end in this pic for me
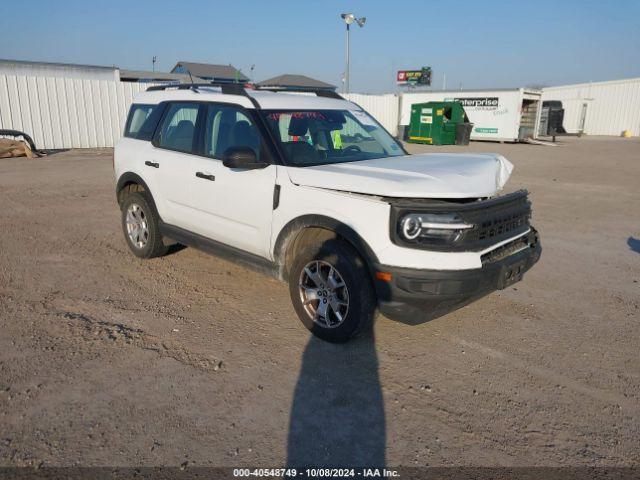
[388,190,533,251]
[375,190,541,324]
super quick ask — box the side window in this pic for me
[157,102,200,153]
[124,104,155,138]
[203,105,261,160]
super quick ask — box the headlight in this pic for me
[398,213,473,244]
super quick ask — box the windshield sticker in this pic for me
[266,112,328,121]
[353,110,377,126]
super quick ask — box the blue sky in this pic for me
[1,0,639,93]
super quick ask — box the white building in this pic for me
[542,78,640,137]
[0,59,119,82]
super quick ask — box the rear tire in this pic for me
[120,192,167,259]
[289,239,376,343]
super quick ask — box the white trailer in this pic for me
[400,88,542,142]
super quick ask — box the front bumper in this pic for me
[373,230,541,324]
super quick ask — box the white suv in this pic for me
[114,84,540,343]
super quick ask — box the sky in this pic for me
[1,0,639,93]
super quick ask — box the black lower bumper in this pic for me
[373,231,541,324]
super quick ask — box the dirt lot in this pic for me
[0,136,639,468]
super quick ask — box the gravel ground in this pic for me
[0,136,638,468]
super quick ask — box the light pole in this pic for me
[340,13,365,94]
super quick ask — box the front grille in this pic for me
[389,190,533,252]
[457,191,531,249]
[469,209,531,242]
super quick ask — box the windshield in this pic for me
[262,109,405,167]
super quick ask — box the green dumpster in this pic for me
[407,101,471,145]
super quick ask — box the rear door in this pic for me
[188,103,277,258]
[150,101,202,228]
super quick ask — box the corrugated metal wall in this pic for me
[542,78,640,136]
[2,73,638,150]
[0,62,119,81]
[0,75,151,149]
[0,76,402,149]
[344,93,399,136]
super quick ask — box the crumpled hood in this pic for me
[285,153,514,198]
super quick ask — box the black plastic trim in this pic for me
[389,190,532,252]
[272,184,281,210]
[375,231,541,323]
[159,223,279,278]
[146,82,248,93]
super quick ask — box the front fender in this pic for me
[273,214,380,278]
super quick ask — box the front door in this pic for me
[188,103,276,258]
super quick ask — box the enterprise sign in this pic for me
[455,97,499,108]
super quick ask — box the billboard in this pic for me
[397,67,432,86]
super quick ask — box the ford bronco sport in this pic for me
[114,83,540,343]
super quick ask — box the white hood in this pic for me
[285,153,514,198]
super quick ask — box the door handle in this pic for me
[145,161,159,168]
[195,172,215,181]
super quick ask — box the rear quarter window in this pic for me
[124,104,158,140]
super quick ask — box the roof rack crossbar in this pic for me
[144,83,344,109]
[145,81,262,108]
[146,83,207,91]
[255,86,343,100]
[315,90,344,100]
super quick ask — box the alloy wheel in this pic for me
[125,203,149,249]
[298,260,350,328]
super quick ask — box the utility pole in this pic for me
[152,56,157,72]
[340,13,365,94]
[345,22,350,94]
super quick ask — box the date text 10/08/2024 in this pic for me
[232,468,400,478]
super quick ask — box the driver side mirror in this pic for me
[222,147,268,170]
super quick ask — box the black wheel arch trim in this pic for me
[115,172,161,219]
[273,214,380,279]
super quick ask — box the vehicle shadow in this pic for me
[287,333,385,468]
[165,242,187,256]
[627,236,640,254]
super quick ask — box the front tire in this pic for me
[120,192,167,259]
[289,239,376,343]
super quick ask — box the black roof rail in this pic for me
[145,81,261,108]
[146,82,249,92]
[144,83,346,110]
[255,86,344,100]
